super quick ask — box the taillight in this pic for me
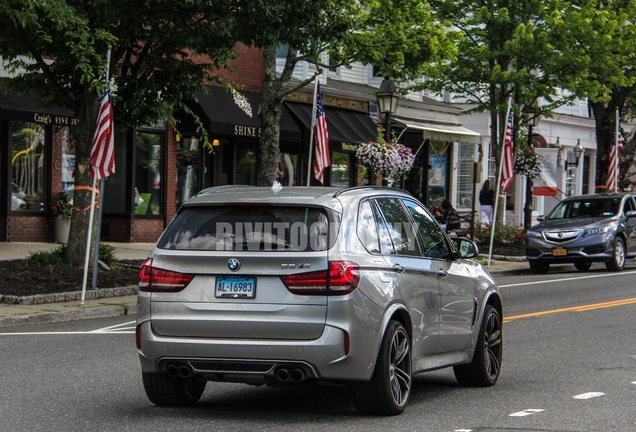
[280,261,359,296]
[138,258,194,293]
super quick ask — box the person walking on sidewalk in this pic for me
[479,180,495,224]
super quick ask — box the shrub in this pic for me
[26,243,122,270]
[470,222,526,245]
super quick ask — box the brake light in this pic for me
[138,258,194,293]
[280,261,359,296]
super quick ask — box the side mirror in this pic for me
[626,210,636,219]
[537,215,546,222]
[452,238,479,259]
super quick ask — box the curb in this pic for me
[1,285,138,305]
[0,303,137,329]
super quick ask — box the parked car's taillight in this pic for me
[138,258,194,293]
[280,261,360,296]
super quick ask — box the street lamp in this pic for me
[376,76,400,143]
[565,139,584,169]
[523,106,540,229]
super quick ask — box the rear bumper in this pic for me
[137,320,372,383]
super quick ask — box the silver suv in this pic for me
[526,193,636,274]
[136,185,502,415]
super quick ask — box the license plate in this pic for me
[552,248,567,256]
[215,277,256,298]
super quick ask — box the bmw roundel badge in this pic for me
[228,258,241,272]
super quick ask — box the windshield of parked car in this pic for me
[548,198,620,219]
[158,205,339,251]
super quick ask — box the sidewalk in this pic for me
[0,241,567,329]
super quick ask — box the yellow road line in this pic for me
[504,298,636,323]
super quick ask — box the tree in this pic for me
[569,0,636,188]
[230,0,455,186]
[421,0,591,168]
[0,0,239,265]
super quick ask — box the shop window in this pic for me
[102,130,128,214]
[277,152,298,186]
[176,136,200,209]
[234,141,256,185]
[11,122,46,212]
[60,126,76,197]
[331,152,351,187]
[428,141,449,206]
[135,131,163,215]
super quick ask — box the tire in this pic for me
[605,237,625,271]
[142,372,206,407]
[454,305,502,387]
[351,320,412,416]
[574,262,592,272]
[529,261,549,274]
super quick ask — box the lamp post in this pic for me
[565,139,583,170]
[376,76,400,143]
[523,106,540,230]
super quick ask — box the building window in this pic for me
[60,126,76,196]
[176,136,200,209]
[135,131,163,215]
[11,122,46,212]
[331,152,351,187]
[428,141,449,206]
[457,142,476,209]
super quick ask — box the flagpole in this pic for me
[306,76,319,186]
[488,98,512,267]
[81,48,111,304]
[91,177,105,288]
[615,109,620,191]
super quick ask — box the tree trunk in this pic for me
[257,46,283,186]
[64,84,101,266]
[590,100,617,188]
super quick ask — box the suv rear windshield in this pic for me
[548,198,620,219]
[157,206,339,251]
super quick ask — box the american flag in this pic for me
[607,130,622,191]
[313,82,330,183]
[500,111,514,192]
[90,79,115,181]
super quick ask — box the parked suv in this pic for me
[526,193,636,274]
[136,185,502,415]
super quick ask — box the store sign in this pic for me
[533,148,558,196]
[234,125,261,137]
[33,113,79,126]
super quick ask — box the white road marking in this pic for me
[509,409,545,417]
[454,429,473,432]
[499,270,636,288]
[0,321,137,336]
[573,392,605,400]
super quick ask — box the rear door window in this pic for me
[375,198,422,256]
[402,199,451,260]
[158,206,337,251]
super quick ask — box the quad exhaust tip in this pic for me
[276,368,307,382]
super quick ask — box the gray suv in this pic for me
[526,193,636,274]
[136,185,502,415]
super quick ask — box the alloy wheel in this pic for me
[389,327,411,407]
[484,310,502,381]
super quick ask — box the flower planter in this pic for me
[54,217,71,244]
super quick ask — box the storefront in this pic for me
[1,89,78,242]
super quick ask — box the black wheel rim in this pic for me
[483,311,502,381]
[389,328,411,407]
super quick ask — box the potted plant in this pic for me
[355,130,415,185]
[52,191,73,244]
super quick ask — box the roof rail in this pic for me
[197,185,255,196]
[333,186,413,198]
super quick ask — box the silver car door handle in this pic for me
[437,270,448,279]
[393,264,406,274]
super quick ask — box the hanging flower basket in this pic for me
[356,136,415,178]
[514,147,542,179]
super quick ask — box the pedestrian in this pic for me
[479,179,495,224]
[440,199,460,231]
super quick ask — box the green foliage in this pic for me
[472,223,526,246]
[98,243,121,270]
[26,246,66,268]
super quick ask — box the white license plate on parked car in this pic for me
[215,277,256,298]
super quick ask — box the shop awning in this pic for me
[0,89,76,124]
[285,101,377,145]
[394,117,480,144]
[174,85,302,142]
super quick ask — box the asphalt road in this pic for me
[0,265,635,432]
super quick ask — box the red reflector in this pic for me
[344,331,350,356]
[280,261,359,296]
[138,258,194,293]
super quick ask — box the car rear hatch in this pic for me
[146,204,338,340]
